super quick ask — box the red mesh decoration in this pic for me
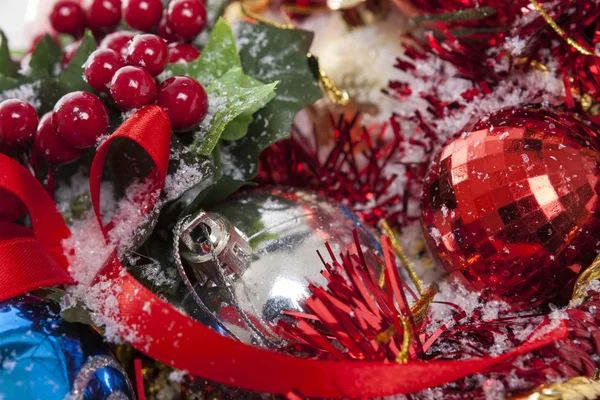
[421,107,600,306]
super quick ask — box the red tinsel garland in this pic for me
[279,231,600,399]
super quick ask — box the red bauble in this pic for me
[421,108,600,306]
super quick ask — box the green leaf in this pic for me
[163,18,240,85]
[58,30,97,93]
[28,34,62,78]
[0,30,17,77]
[221,75,276,141]
[225,22,321,180]
[0,75,25,92]
[184,176,254,215]
[190,67,277,156]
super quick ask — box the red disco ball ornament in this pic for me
[421,107,600,306]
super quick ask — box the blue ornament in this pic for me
[0,295,135,400]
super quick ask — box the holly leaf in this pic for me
[0,76,26,93]
[223,22,321,180]
[190,67,277,155]
[28,34,62,78]
[221,74,276,141]
[59,30,97,93]
[0,30,17,77]
[163,18,240,85]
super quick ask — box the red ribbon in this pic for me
[0,105,568,398]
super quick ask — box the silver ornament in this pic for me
[175,186,381,348]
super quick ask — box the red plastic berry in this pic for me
[82,0,122,31]
[156,76,207,131]
[0,188,27,221]
[167,0,207,41]
[84,48,125,92]
[50,1,87,37]
[110,66,157,109]
[100,30,136,58]
[52,91,110,148]
[122,0,163,32]
[62,40,81,68]
[158,14,178,43]
[125,34,168,76]
[167,42,200,64]
[0,99,39,150]
[35,112,85,165]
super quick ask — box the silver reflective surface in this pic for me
[180,186,381,346]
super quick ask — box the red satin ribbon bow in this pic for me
[0,106,567,399]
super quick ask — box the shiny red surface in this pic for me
[421,108,600,305]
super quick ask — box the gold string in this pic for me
[529,0,595,57]
[378,219,426,295]
[396,315,411,363]
[239,0,351,105]
[410,285,438,323]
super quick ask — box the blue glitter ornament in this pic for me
[0,295,135,400]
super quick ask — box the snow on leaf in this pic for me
[190,67,278,156]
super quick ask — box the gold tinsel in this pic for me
[514,377,600,400]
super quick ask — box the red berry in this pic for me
[158,14,178,43]
[84,48,125,92]
[82,0,122,31]
[62,40,81,68]
[100,30,136,58]
[156,76,207,131]
[122,0,163,32]
[110,66,157,109]
[125,34,168,76]
[52,91,110,148]
[0,188,27,221]
[0,100,39,150]
[35,112,85,165]
[167,42,200,64]
[50,1,87,37]
[167,0,207,41]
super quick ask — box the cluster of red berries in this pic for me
[84,32,208,130]
[0,94,108,219]
[0,93,108,164]
[50,0,207,43]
